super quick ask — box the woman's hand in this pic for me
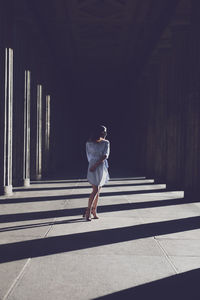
[89,165,97,172]
[89,155,106,172]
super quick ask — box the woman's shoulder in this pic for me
[86,139,109,145]
[101,139,110,145]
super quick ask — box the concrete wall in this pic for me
[136,0,200,195]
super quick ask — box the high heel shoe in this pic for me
[85,208,92,221]
[91,207,99,219]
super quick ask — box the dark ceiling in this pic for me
[28,0,179,85]
[14,0,181,172]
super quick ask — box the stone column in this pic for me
[184,0,200,194]
[142,56,160,179]
[46,96,51,152]
[136,70,155,177]
[36,84,43,180]
[154,31,172,182]
[0,0,14,195]
[12,21,27,187]
[140,29,172,184]
[165,1,191,189]
[29,34,43,181]
[23,70,31,186]
[0,48,14,195]
[44,95,51,173]
[29,32,50,180]
[41,94,51,177]
[30,64,38,181]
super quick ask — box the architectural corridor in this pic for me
[0,177,200,299]
[1,0,200,197]
[1,0,200,299]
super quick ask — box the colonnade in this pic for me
[2,0,200,197]
[136,0,200,195]
[0,1,52,195]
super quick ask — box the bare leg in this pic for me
[91,187,101,218]
[88,185,99,209]
[85,185,99,220]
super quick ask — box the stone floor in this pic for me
[0,177,200,300]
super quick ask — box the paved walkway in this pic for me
[0,177,200,300]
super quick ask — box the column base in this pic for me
[0,185,13,196]
[23,178,30,187]
[35,174,42,180]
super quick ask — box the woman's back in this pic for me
[86,140,109,162]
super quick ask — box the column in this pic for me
[23,70,31,186]
[42,95,51,176]
[184,0,200,194]
[36,84,43,180]
[0,48,14,195]
[165,1,191,189]
[142,55,160,179]
[12,21,27,187]
[30,63,38,181]
[45,95,51,165]
[154,31,172,182]
[0,0,14,195]
[29,42,42,181]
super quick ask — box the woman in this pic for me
[84,125,110,221]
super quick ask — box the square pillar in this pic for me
[43,95,51,176]
[36,84,43,180]
[23,70,31,186]
[0,48,14,195]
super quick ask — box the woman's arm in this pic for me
[89,155,107,172]
[89,141,110,172]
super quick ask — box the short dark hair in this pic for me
[89,125,107,142]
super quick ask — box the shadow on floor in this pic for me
[0,188,170,205]
[14,182,155,192]
[0,217,86,232]
[94,268,200,300]
[109,177,146,181]
[30,179,87,184]
[29,177,146,185]
[0,196,191,224]
[0,215,200,263]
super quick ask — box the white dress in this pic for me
[86,139,110,187]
